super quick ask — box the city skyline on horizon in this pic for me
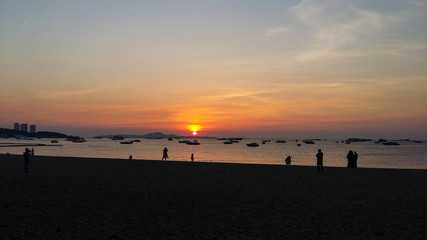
[1,1,426,140]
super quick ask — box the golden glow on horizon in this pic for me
[187,124,202,132]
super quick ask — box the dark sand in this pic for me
[1,154,426,239]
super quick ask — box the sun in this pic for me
[192,131,198,136]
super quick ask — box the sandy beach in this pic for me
[1,154,426,240]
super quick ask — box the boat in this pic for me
[51,140,59,143]
[223,141,233,144]
[66,136,86,142]
[303,139,315,144]
[168,138,173,141]
[120,141,133,144]
[382,141,400,145]
[375,138,388,143]
[72,138,87,143]
[132,139,141,142]
[297,144,301,146]
[247,142,259,147]
[275,140,287,143]
[186,140,200,145]
[178,140,191,144]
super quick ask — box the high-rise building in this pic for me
[30,124,37,133]
[21,123,28,132]
[14,123,20,131]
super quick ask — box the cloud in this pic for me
[36,84,122,100]
[287,0,426,62]
[264,27,289,37]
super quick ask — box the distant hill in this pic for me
[0,128,69,138]
[95,132,182,139]
[94,132,218,139]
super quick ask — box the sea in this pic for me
[1,138,426,170]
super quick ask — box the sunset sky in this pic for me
[1,0,426,139]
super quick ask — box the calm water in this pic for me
[1,138,426,169]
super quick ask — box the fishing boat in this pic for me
[186,140,200,145]
[247,142,259,147]
[303,139,315,144]
[382,141,400,145]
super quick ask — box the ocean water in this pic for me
[1,138,426,169]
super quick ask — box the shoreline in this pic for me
[1,153,427,171]
[1,154,426,239]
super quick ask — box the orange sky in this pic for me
[1,1,426,138]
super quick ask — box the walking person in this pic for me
[316,149,324,173]
[23,148,31,173]
[162,147,169,161]
[191,153,194,162]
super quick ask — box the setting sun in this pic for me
[192,131,198,136]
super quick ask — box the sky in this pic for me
[1,0,426,139]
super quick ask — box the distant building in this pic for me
[21,123,28,132]
[30,124,37,133]
[14,123,20,131]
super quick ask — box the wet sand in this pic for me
[1,154,426,239]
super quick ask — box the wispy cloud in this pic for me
[287,0,426,62]
[264,27,289,37]
[36,85,123,100]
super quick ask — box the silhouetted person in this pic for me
[162,147,169,161]
[316,149,323,172]
[191,153,194,162]
[31,148,35,156]
[354,151,358,168]
[129,155,133,160]
[347,150,355,168]
[285,155,292,165]
[23,148,31,173]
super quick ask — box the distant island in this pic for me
[0,128,69,139]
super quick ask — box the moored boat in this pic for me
[186,140,200,145]
[247,142,259,147]
[382,141,400,145]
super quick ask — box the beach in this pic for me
[1,154,426,240]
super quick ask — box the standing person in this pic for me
[162,147,169,161]
[285,155,292,165]
[191,153,194,162]
[354,151,358,168]
[23,148,31,173]
[347,150,355,168]
[31,148,35,156]
[316,149,324,173]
